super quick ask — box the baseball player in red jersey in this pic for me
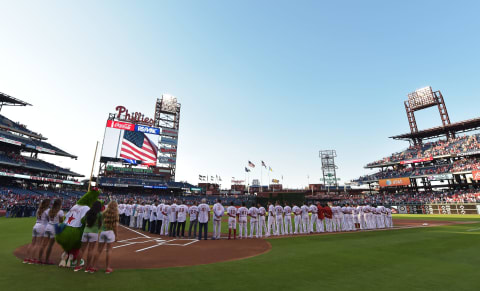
[316,203,325,233]
[323,204,333,232]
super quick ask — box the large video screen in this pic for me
[101,120,160,166]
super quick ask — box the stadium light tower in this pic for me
[154,94,181,181]
[404,86,452,145]
[319,150,338,193]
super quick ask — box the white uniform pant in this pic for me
[213,220,222,239]
[316,218,325,232]
[258,217,266,237]
[161,218,169,235]
[325,218,333,232]
[137,214,144,228]
[284,216,292,235]
[301,216,309,233]
[358,214,365,230]
[250,220,258,238]
[309,215,318,233]
[239,219,248,238]
[294,215,301,234]
[129,216,136,228]
[267,216,275,236]
[345,215,354,231]
[333,215,341,232]
[275,217,284,235]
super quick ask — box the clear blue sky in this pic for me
[0,0,479,188]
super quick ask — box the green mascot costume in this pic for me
[55,189,101,267]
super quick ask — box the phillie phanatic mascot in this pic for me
[55,189,101,267]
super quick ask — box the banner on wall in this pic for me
[379,177,411,187]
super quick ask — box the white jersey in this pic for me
[189,206,198,221]
[292,206,301,215]
[268,205,275,217]
[301,205,309,218]
[258,207,266,217]
[163,205,171,219]
[310,205,318,215]
[177,205,188,222]
[45,209,65,225]
[118,204,125,215]
[169,203,178,222]
[238,207,249,221]
[284,206,292,216]
[156,204,163,220]
[64,205,90,228]
[149,204,157,221]
[249,207,259,221]
[213,203,224,221]
[197,203,210,223]
[274,205,284,217]
[227,206,237,218]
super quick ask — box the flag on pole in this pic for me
[261,161,267,168]
[219,176,222,181]
[248,161,255,168]
[245,167,250,172]
[269,166,273,172]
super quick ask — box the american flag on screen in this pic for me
[120,131,157,166]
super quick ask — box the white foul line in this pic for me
[120,225,151,238]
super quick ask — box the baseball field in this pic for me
[2,215,480,291]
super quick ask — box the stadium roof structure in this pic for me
[0,91,32,109]
[390,117,480,141]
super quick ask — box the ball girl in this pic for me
[23,199,50,264]
[40,198,64,264]
[74,201,102,272]
[92,200,118,274]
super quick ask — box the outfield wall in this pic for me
[393,204,480,215]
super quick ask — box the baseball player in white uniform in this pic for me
[212,199,224,240]
[387,207,393,228]
[226,202,237,240]
[274,202,284,235]
[169,200,178,237]
[176,202,188,237]
[155,202,164,234]
[292,204,301,234]
[136,203,144,229]
[283,204,292,235]
[248,205,259,238]
[300,203,309,234]
[309,203,318,233]
[238,202,249,239]
[161,203,170,235]
[258,204,267,238]
[188,201,199,238]
[266,202,275,237]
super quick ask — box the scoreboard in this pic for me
[396,204,480,215]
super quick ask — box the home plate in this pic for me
[422,223,429,226]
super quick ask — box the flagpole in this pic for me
[261,164,263,192]
[88,141,99,192]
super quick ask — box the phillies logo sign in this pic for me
[115,106,154,126]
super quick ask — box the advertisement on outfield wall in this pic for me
[400,157,433,165]
[379,177,411,187]
[394,204,480,215]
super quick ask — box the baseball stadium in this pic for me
[2,2,480,291]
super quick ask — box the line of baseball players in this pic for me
[118,199,394,240]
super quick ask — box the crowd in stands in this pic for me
[332,190,480,205]
[367,134,480,167]
[452,157,480,172]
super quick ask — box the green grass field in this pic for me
[2,215,480,291]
